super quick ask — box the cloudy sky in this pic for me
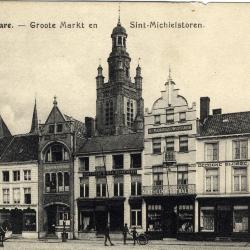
[0,2,250,134]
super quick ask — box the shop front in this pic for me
[77,197,125,235]
[0,208,36,237]
[197,197,250,241]
[143,196,195,239]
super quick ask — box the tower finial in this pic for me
[138,57,141,67]
[168,65,172,81]
[30,97,38,134]
[118,2,121,25]
[53,96,57,106]
[99,58,102,66]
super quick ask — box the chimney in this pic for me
[200,97,210,124]
[213,108,222,115]
[85,117,95,138]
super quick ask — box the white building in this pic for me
[142,73,197,239]
[196,97,250,241]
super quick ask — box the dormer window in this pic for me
[45,143,69,163]
[166,109,174,123]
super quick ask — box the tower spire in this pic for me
[30,98,38,134]
[118,2,121,25]
[168,65,172,81]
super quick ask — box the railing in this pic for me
[164,151,176,162]
[142,184,196,196]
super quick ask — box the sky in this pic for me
[0,2,250,134]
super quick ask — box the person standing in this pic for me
[104,224,114,246]
[122,223,129,244]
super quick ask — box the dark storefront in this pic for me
[78,197,125,233]
[144,196,195,239]
[197,197,250,241]
[0,208,36,234]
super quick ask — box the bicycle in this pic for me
[129,231,149,245]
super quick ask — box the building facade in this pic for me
[0,105,39,238]
[143,75,197,238]
[38,98,85,239]
[196,97,250,241]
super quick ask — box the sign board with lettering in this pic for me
[197,161,248,168]
[148,124,192,134]
[82,169,138,177]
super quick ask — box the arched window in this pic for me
[51,173,57,192]
[45,173,50,192]
[58,172,63,192]
[44,143,70,163]
[64,172,70,191]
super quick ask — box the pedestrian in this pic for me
[131,227,137,245]
[0,225,6,246]
[122,223,129,244]
[104,224,114,246]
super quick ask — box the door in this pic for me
[47,206,57,234]
[95,208,107,233]
[110,205,124,231]
[216,205,232,236]
[11,209,23,234]
[163,208,177,238]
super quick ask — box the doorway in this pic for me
[216,205,232,236]
[46,206,57,234]
[10,209,23,234]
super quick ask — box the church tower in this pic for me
[96,17,144,135]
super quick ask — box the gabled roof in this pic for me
[200,111,250,137]
[77,132,144,155]
[0,134,38,163]
[0,116,11,138]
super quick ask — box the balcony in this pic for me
[142,184,196,196]
[163,151,176,163]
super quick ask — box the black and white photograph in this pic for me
[0,1,250,249]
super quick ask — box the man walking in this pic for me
[131,227,137,245]
[104,224,114,246]
[122,223,129,244]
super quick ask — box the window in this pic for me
[80,177,89,198]
[79,157,89,171]
[49,124,55,133]
[24,170,31,181]
[177,166,188,185]
[64,172,70,191]
[117,36,122,45]
[24,188,31,204]
[153,166,163,186]
[3,189,9,204]
[179,135,188,152]
[13,188,20,204]
[51,173,57,192]
[178,205,194,232]
[127,100,134,127]
[114,176,124,196]
[205,143,219,161]
[233,206,248,232]
[152,138,161,154]
[131,206,142,227]
[147,204,162,231]
[154,115,160,125]
[233,140,248,160]
[205,169,219,192]
[131,175,141,196]
[131,153,141,169]
[57,124,63,133]
[13,170,20,181]
[166,109,174,123]
[200,207,214,232]
[2,171,9,182]
[105,101,113,126]
[23,211,36,231]
[165,137,175,161]
[95,156,105,168]
[96,177,107,197]
[113,154,124,169]
[45,173,50,192]
[58,172,63,192]
[233,168,247,192]
[179,112,186,122]
[45,144,69,162]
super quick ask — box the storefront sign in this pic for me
[82,169,138,177]
[197,161,248,168]
[148,124,192,134]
